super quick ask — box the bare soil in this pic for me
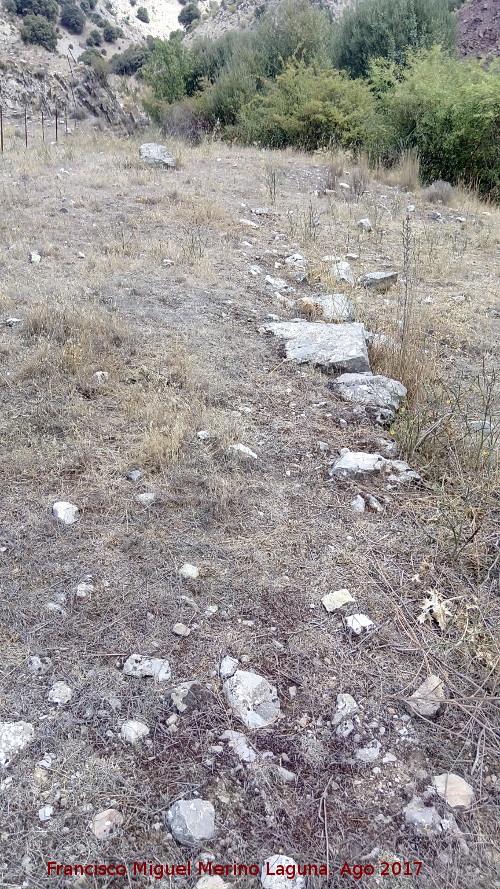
[0,124,499,888]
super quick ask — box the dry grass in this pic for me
[0,120,498,889]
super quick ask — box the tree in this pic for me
[142,32,196,102]
[60,3,85,33]
[331,0,457,78]
[110,43,149,75]
[136,5,149,22]
[178,1,200,29]
[21,13,57,49]
[15,0,58,20]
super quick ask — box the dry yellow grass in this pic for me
[0,121,498,888]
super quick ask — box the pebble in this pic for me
[220,656,238,679]
[120,720,149,744]
[322,589,355,612]
[346,613,374,635]
[38,805,54,822]
[166,799,215,845]
[179,563,199,580]
[229,443,258,459]
[122,654,171,682]
[172,622,191,637]
[48,681,72,705]
[126,469,143,481]
[30,251,41,263]
[135,492,156,506]
[0,721,35,768]
[433,773,474,809]
[89,808,124,839]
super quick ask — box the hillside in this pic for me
[0,119,499,887]
[457,0,500,60]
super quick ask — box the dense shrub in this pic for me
[20,12,57,48]
[86,27,101,45]
[80,0,90,14]
[142,32,196,102]
[60,3,85,32]
[373,49,500,199]
[110,42,149,74]
[331,0,456,78]
[178,1,200,28]
[90,11,105,25]
[15,0,58,20]
[195,62,257,126]
[102,20,119,40]
[136,5,149,21]
[4,0,17,13]
[235,59,375,149]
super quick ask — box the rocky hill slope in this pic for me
[457,0,500,60]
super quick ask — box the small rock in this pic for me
[30,251,41,263]
[251,207,271,216]
[92,370,108,384]
[0,721,34,768]
[329,450,419,483]
[224,670,280,730]
[333,261,355,286]
[360,271,398,292]
[433,773,474,809]
[351,495,365,512]
[261,855,306,888]
[172,622,191,637]
[356,739,381,762]
[162,258,175,266]
[166,799,215,845]
[197,429,211,440]
[122,654,171,682]
[38,805,54,822]
[357,218,372,232]
[220,729,258,763]
[264,321,370,373]
[404,796,442,836]
[220,655,239,679]
[407,204,416,213]
[229,443,258,459]
[196,878,230,889]
[126,469,143,481]
[329,372,407,423]
[76,581,94,599]
[346,614,374,635]
[406,675,446,718]
[77,251,85,259]
[240,218,260,228]
[365,494,383,512]
[4,317,22,327]
[179,563,199,580]
[332,693,358,726]
[299,293,355,322]
[89,808,124,840]
[274,765,296,783]
[48,681,72,705]
[265,275,287,289]
[120,720,149,744]
[28,655,51,674]
[135,492,156,506]
[139,143,176,168]
[322,589,355,612]
[52,501,78,524]
[336,719,354,738]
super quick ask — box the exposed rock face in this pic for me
[264,322,370,373]
[0,60,138,132]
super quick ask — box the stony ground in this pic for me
[0,122,499,889]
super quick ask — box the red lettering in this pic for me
[340,862,352,876]
[134,862,147,875]
[198,861,212,875]
[47,863,58,875]
[177,866,186,876]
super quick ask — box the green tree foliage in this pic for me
[253,0,333,77]
[236,59,375,149]
[195,62,257,126]
[142,32,196,103]
[15,0,58,20]
[102,20,120,40]
[136,5,149,21]
[178,1,200,28]
[60,3,85,32]
[20,12,57,48]
[331,0,456,78]
[373,48,500,199]
[110,42,149,74]
[86,28,101,45]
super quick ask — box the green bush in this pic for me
[80,0,90,15]
[15,0,58,20]
[4,0,17,13]
[60,3,85,32]
[142,32,196,102]
[86,27,101,45]
[372,48,500,199]
[331,0,457,78]
[178,1,199,28]
[235,59,375,149]
[90,11,105,25]
[20,12,57,48]
[102,20,119,40]
[194,62,257,127]
[110,42,149,74]
[136,5,149,21]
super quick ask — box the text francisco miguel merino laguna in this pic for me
[47,860,329,879]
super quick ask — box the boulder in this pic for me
[166,799,215,845]
[264,322,370,373]
[360,271,398,292]
[223,670,280,729]
[433,773,474,809]
[357,218,372,232]
[300,294,355,322]
[329,372,407,423]
[333,261,354,285]
[139,143,176,168]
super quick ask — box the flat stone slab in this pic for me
[264,322,370,373]
[139,143,176,168]
[166,799,215,845]
[406,675,446,718]
[329,372,406,422]
[360,271,398,292]
[300,294,355,322]
[329,450,420,483]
